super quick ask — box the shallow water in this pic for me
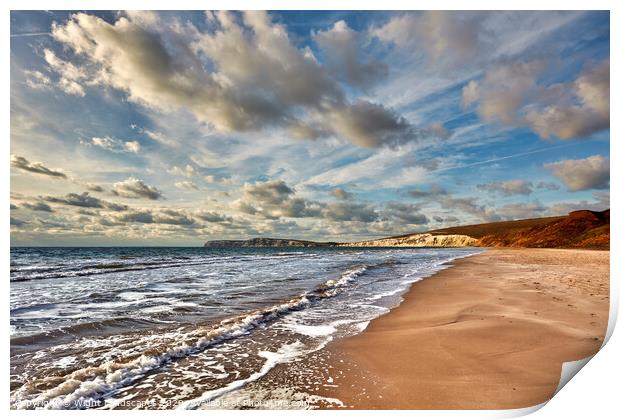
[10,246,480,409]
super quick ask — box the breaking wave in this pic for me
[10,266,368,409]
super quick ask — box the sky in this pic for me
[9,10,610,246]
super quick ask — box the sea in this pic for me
[10,246,480,409]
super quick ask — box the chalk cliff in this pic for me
[340,233,477,248]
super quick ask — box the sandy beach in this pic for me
[314,248,610,409]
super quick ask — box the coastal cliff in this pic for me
[476,209,609,249]
[340,233,477,248]
[429,209,609,249]
[204,209,609,249]
[203,234,475,248]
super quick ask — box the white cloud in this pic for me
[142,129,178,147]
[11,155,67,178]
[524,61,609,139]
[43,49,87,96]
[382,202,429,225]
[370,13,417,47]
[462,59,609,139]
[461,80,479,108]
[90,136,141,154]
[21,201,54,212]
[174,181,200,191]
[544,155,610,191]
[167,164,198,178]
[48,11,422,148]
[330,188,353,200]
[321,202,378,223]
[314,20,387,88]
[124,141,141,153]
[324,101,423,148]
[477,180,533,196]
[463,59,545,125]
[243,180,294,205]
[42,192,128,211]
[108,208,195,226]
[24,70,52,90]
[111,177,162,200]
[371,11,484,65]
[372,11,583,68]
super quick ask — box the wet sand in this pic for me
[318,248,610,409]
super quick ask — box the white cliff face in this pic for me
[341,233,478,248]
[203,234,479,248]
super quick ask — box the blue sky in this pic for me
[10,11,610,246]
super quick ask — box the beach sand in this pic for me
[210,248,609,409]
[312,248,610,409]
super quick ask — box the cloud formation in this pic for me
[314,20,387,88]
[11,155,67,178]
[462,59,609,139]
[235,179,433,225]
[330,188,353,200]
[407,185,498,222]
[544,155,610,191]
[407,184,448,199]
[21,201,54,212]
[174,181,200,191]
[47,11,419,148]
[167,165,198,178]
[43,192,128,211]
[235,180,323,220]
[109,209,195,226]
[11,217,26,227]
[436,195,498,222]
[524,60,609,139]
[536,181,561,191]
[244,180,295,205]
[42,49,87,96]
[24,70,52,91]
[461,59,546,125]
[322,202,379,223]
[197,211,233,224]
[372,11,484,65]
[86,183,105,192]
[477,180,533,196]
[325,101,422,148]
[382,202,429,225]
[90,136,141,154]
[111,178,162,200]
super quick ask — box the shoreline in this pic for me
[10,248,610,409]
[314,248,609,409]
